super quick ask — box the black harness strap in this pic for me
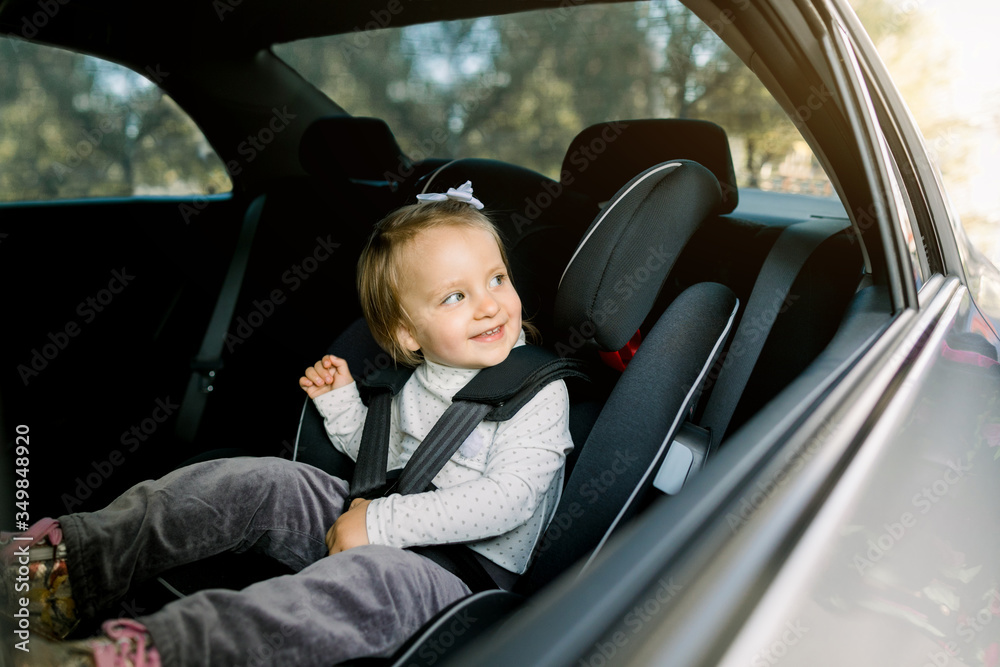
[457,345,587,421]
[345,346,587,590]
[396,401,493,495]
[348,346,586,506]
[410,544,511,593]
[347,365,413,505]
[346,391,394,502]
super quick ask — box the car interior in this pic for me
[0,0,893,662]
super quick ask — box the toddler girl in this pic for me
[4,182,573,667]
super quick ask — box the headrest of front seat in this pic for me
[298,116,411,183]
[560,119,738,213]
[555,160,722,352]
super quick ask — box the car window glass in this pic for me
[273,1,835,198]
[0,38,231,202]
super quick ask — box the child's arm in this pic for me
[301,355,368,461]
[363,381,573,549]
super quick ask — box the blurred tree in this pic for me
[276,5,655,177]
[276,28,429,152]
[0,38,229,202]
[849,0,970,184]
[275,0,828,190]
[688,45,801,188]
[13,0,927,200]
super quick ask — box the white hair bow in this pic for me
[416,180,485,210]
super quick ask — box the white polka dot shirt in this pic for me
[312,340,574,574]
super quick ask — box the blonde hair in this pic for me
[357,199,530,367]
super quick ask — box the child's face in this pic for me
[395,224,522,369]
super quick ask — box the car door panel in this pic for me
[1,195,243,515]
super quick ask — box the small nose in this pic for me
[476,291,500,318]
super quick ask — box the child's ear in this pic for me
[396,325,420,353]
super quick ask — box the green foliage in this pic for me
[0,38,230,202]
[275,0,830,192]
[2,0,856,201]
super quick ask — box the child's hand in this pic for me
[299,354,354,398]
[326,498,371,555]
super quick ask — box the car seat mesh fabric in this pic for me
[561,119,738,214]
[554,160,723,352]
[523,281,738,592]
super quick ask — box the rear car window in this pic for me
[0,38,231,202]
[273,0,835,198]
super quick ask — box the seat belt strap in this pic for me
[175,194,266,443]
[348,365,414,503]
[346,395,491,507]
[346,348,586,506]
[346,391,394,501]
[698,218,849,449]
[396,401,493,495]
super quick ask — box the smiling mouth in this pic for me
[472,325,504,340]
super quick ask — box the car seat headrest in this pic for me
[299,116,410,182]
[555,159,722,352]
[560,119,738,214]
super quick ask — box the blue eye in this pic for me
[490,274,505,288]
[442,292,464,305]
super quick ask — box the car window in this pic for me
[0,38,231,202]
[273,1,834,198]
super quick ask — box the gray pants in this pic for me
[59,457,471,666]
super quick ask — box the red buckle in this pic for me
[599,329,642,372]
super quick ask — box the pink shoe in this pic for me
[2,518,78,639]
[88,619,162,667]
[12,619,161,667]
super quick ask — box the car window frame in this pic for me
[834,2,965,284]
[839,31,941,292]
[821,16,920,313]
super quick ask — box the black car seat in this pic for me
[559,118,863,446]
[293,159,738,665]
